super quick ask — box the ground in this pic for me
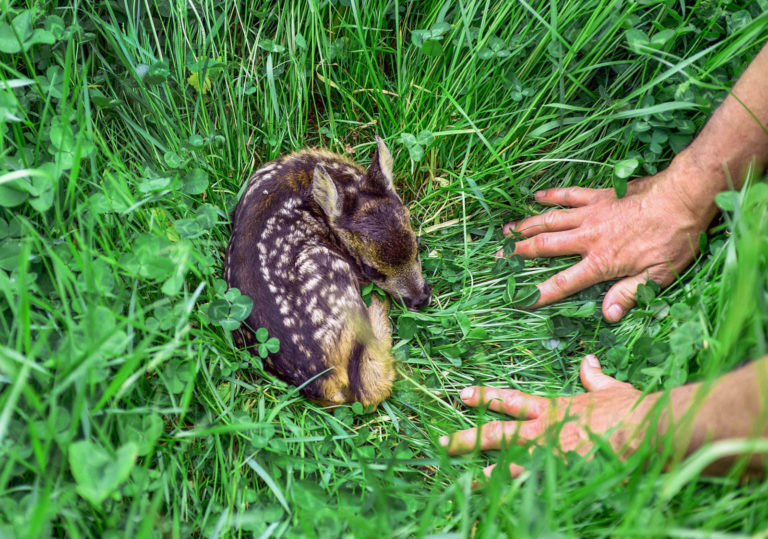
[1,1,767,536]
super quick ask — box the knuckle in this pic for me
[552,270,570,292]
[533,234,549,251]
[577,218,598,240]
[458,428,477,447]
[515,238,533,257]
[520,420,541,440]
[543,210,559,229]
[485,420,504,442]
[593,188,613,201]
[585,253,609,279]
[503,390,521,407]
[560,422,587,449]
[647,266,673,285]
[531,398,547,417]
[562,189,578,204]
[591,372,612,388]
[616,284,637,303]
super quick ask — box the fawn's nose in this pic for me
[404,283,431,311]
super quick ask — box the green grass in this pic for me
[1,0,768,536]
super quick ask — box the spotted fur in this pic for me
[224,137,431,407]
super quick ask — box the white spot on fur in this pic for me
[302,260,318,274]
[331,258,348,272]
[313,326,328,343]
[302,275,321,292]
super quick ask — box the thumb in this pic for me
[602,273,650,323]
[580,355,633,392]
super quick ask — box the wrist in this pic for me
[635,384,699,458]
[663,149,727,228]
[648,381,720,460]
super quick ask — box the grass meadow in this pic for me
[2,0,768,536]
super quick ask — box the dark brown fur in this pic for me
[224,138,430,406]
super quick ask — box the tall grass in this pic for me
[1,0,767,536]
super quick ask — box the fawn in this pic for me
[224,137,431,407]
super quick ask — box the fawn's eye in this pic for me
[361,262,386,281]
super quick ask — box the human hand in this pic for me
[439,355,655,478]
[498,157,718,322]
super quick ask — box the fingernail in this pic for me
[607,304,624,321]
[586,355,600,369]
[503,222,517,235]
[438,435,449,447]
[495,249,504,258]
[460,387,475,401]
[535,190,547,199]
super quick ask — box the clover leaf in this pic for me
[399,130,434,162]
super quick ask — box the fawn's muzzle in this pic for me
[403,282,432,311]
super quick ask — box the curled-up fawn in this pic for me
[224,137,431,407]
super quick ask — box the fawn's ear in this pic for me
[361,135,395,195]
[312,164,342,219]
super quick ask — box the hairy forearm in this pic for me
[649,355,768,474]
[670,42,768,222]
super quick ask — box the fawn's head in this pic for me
[312,137,431,310]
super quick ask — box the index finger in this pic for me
[531,258,603,308]
[535,187,610,207]
[439,420,540,455]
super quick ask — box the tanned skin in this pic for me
[443,43,768,476]
[442,355,768,478]
[500,42,768,323]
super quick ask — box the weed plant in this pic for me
[1,0,767,536]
